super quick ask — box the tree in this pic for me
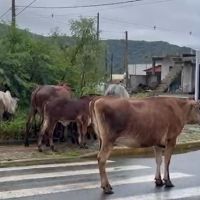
[0,25,68,104]
[66,17,105,96]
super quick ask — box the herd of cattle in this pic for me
[1,83,200,194]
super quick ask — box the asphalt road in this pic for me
[1,150,200,200]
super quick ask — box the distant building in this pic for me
[111,74,125,84]
[128,64,151,92]
[128,54,196,93]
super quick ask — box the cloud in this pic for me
[1,0,200,49]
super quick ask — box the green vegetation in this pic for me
[0,17,105,103]
[0,17,192,141]
[0,110,26,140]
[0,17,105,140]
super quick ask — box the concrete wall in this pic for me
[147,75,159,89]
[181,64,194,93]
[128,64,151,76]
[161,58,174,80]
[130,75,146,91]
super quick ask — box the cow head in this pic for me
[5,91,18,114]
[187,100,200,124]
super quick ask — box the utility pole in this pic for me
[125,31,129,89]
[97,12,99,40]
[12,0,16,27]
[110,53,113,83]
[195,50,200,101]
[105,48,108,80]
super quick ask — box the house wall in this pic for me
[161,58,174,80]
[147,75,159,89]
[181,64,194,93]
[130,75,146,92]
[128,64,151,76]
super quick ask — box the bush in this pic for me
[0,110,27,140]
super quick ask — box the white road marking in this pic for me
[112,186,200,200]
[0,172,192,199]
[0,160,114,172]
[0,165,150,183]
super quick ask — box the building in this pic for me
[128,53,196,93]
[128,64,151,92]
[152,54,195,93]
[110,74,125,84]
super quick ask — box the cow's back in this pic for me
[31,85,72,114]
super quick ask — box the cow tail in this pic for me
[25,85,42,147]
[90,98,106,151]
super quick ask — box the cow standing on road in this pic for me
[25,84,73,147]
[38,96,95,152]
[90,96,200,194]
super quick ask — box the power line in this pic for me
[16,0,38,16]
[15,0,174,9]
[101,17,196,36]
[0,7,11,20]
[16,0,144,9]
[16,0,177,9]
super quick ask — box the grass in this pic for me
[0,109,27,140]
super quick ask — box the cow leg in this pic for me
[25,109,36,147]
[48,122,56,152]
[77,121,87,148]
[98,141,113,194]
[154,146,164,187]
[81,122,89,149]
[163,139,176,187]
[38,118,49,152]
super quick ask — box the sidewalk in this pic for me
[0,124,200,167]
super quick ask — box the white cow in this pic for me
[104,84,130,98]
[0,91,18,120]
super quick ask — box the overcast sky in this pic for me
[1,0,200,49]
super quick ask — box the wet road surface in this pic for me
[1,150,200,200]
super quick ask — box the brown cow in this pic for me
[38,96,95,152]
[90,96,200,194]
[25,84,73,147]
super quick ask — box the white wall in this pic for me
[128,64,151,76]
[181,64,194,93]
[130,75,146,91]
[160,58,174,80]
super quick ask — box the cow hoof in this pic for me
[102,184,113,195]
[155,179,164,187]
[50,146,57,152]
[104,189,114,195]
[24,143,29,147]
[38,148,43,152]
[164,180,174,187]
[79,144,88,149]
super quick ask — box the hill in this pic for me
[105,40,192,73]
[0,23,192,73]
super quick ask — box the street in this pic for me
[0,150,200,200]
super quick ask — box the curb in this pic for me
[81,141,200,158]
[0,156,87,168]
[1,141,200,167]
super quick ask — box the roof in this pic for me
[144,65,161,73]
